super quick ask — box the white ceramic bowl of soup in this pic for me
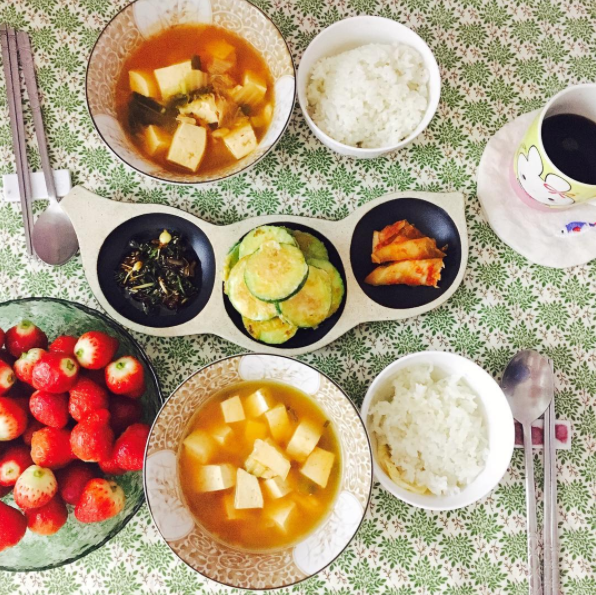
[144,354,372,590]
[361,351,514,511]
[297,16,441,159]
[87,0,296,184]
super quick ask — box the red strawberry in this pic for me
[105,356,144,396]
[31,352,79,393]
[0,445,33,486]
[74,332,119,370]
[98,455,125,476]
[0,501,27,551]
[5,320,48,358]
[70,410,114,463]
[0,349,15,367]
[124,379,146,399]
[22,418,44,446]
[13,348,46,386]
[0,328,4,348]
[30,390,70,429]
[25,495,68,535]
[109,395,142,434]
[56,461,98,505]
[0,360,16,396]
[31,427,74,469]
[14,465,57,509]
[68,377,108,422]
[113,423,150,471]
[49,335,78,356]
[0,484,10,498]
[0,397,28,441]
[75,478,125,523]
[81,368,107,388]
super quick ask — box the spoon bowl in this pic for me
[32,199,79,265]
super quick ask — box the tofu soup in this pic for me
[115,25,275,175]
[178,381,341,551]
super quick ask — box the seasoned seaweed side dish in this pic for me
[116,229,199,315]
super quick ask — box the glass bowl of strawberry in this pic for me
[0,297,162,571]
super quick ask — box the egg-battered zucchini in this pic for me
[227,257,277,321]
[292,230,329,261]
[238,225,297,259]
[242,316,298,344]
[307,258,344,317]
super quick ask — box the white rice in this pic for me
[306,43,429,149]
[368,364,488,496]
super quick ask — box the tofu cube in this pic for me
[245,388,272,418]
[220,395,245,423]
[267,500,296,532]
[195,464,236,492]
[210,424,233,446]
[129,69,158,98]
[154,60,192,99]
[186,69,209,92]
[286,420,322,462]
[234,468,263,509]
[249,439,290,480]
[183,429,215,464]
[265,403,291,443]
[223,493,246,520]
[245,420,268,443]
[263,476,291,499]
[167,123,207,172]
[223,122,258,160]
[300,447,335,488]
[144,125,171,156]
[243,71,267,97]
[180,95,219,125]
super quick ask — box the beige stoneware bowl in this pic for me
[144,354,372,589]
[86,0,295,184]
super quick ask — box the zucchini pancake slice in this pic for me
[242,316,298,344]
[308,258,345,317]
[238,225,297,259]
[292,230,329,261]
[227,257,277,321]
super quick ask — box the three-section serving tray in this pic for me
[60,186,468,356]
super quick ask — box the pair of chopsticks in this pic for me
[543,360,559,595]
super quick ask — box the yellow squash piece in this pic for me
[223,121,258,160]
[234,468,264,509]
[154,60,193,99]
[167,123,207,172]
[183,429,216,464]
[195,464,236,492]
[143,125,171,156]
[300,447,335,488]
[244,420,268,443]
[129,69,158,98]
[220,395,245,423]
[286,419,322,462]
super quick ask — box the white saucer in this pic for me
[477,110,596,268]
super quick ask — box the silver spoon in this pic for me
[18,31,79,266]
[501,350,554,595]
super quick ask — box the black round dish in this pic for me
[97,213,216,328]
[350,198,462,309]
[224,223,347,349]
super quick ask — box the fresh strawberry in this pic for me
[105,356,144,396]
[0,484,11,498]
[98,455,125,476]
[22,418,44,446]
[124,379,146,399]
[113,423,150,471]
[31,352,79,393]
[14,465,57,509]
[74,332,119,370]
[55,461,98,505]
[31,427,74,469]
[74,478,125,523]
[0,501,27,551]
[0,360,16,396]
[68,377,108,422]
[49,335,78,356]
[109,395,142,434]
[29,390,69,429]
[25,495,68,535]
[81,368,107,388]
[0,397,28,441]
[70,410,114,463]
[13,348,46,386]
[0,328,4,349]
[0,445,33,486]
[5,321,48,358]
[0,349,15,367]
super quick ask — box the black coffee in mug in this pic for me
[542,114,596,185]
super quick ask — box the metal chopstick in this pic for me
[0,25,34,255]
[544,400,553,595]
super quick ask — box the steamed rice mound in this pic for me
[306,43,429,148]
[369,364,488,496]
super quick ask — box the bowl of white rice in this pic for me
[297,16,441,158]
[361,352,514,510]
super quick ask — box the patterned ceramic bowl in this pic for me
[86,0,295,185]
[144,354,372,590]
[0,297,162,572]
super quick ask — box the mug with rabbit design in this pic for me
[513,84,596,210]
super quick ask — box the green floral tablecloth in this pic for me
[1,0,595,593]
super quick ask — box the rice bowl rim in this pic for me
[360,351,515,511]
[297,16,441,154]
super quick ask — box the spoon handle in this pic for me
[522,421,541,595]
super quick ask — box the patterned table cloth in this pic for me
[1,0,595,593]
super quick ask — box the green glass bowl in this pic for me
[0,297,162,572]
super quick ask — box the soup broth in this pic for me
[178,381,341,551]
[115,24,275,175]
